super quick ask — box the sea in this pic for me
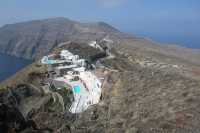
[0,54,32,82]
[128,30,200,49]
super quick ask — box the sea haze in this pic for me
[125,23,200,49]
[131,32,200,49]
[0,54,32,81]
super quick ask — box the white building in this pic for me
[41,49,102,114]
[60,50,79,62]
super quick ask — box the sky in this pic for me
[0,0,200,48]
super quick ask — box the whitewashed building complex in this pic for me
[41,49,102,114]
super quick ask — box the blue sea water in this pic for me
[135,32,200,49]
[0,54,32,82]
[127,29,200,49]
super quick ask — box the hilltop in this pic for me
[0,17,122,59]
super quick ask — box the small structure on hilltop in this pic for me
[88,41,103,51]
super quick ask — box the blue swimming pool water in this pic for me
[73,85,81,93]
[47,60,56,64]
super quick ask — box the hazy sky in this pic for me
[0,0,200,47]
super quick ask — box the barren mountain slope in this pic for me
[1,41,200,133]
[0,17,121,59]
[1,18,200,133]
[0,17,199,66]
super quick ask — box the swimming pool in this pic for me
[73,85,81,93]
[41,56,57,65]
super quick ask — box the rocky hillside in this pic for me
[0,17,200,66]
[0,17,122,59]
[1,40,200,132]
[1,18,200,133]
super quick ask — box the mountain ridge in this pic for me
[0,17,122,59]
[0,17,200,66]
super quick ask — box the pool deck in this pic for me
[54,71,101,113]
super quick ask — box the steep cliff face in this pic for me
[0,18,121,59]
